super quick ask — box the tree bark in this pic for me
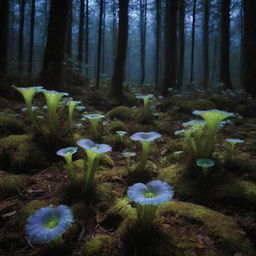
[162,0,178,95]
[177,0,185,90]
[18,0,25,73]
[155,0,161,90]
[111,0,129,102]
[28,0,36,74]
[190,0,197,83]
[203,0,210,89]
[78,0,85,68]
[242,0,256,95]
[85,0,89,76]
[0,0,9,80]
[96,0,104,89]
[41,0,70,90]
[220,0,232,89]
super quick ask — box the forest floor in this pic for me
[0,86,256,256]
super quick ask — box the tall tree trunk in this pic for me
[190,0,197,83]
[101,0,106,74]
[43,0,48,48]
[140,0,147,87]
[220,0,232,89]
[78,0,85,68]
[41,0,70,90]
[111,0,129,102]
[18,0,25,73]
[0,0,9,81]
[242,0,256,95]
[96,0,104,89]
[85,0,89,76]
[112,0,117,67]
[177,0,185,90]
[28,0,36,74]
[162,0,178,95]
[203,0,210,89]
[155,0,161,90]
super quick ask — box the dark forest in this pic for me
[0,1,256,256]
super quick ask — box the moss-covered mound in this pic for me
[0,134,45,173]
[0,115,24,137]
[0,174,32,200]
[107,106,135,121]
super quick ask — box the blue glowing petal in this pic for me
[226,138,244,144]
[85,114,105,120]
[127,180,174,206]
[25,205,73,244]
[130,132,161,142]
[56,147,78,156]
[77,139,112,154]
[135,94,154,100]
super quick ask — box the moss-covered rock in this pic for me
[82,235,111,256]
[0,174,32,200]
[158,200,254,255]
[105,120,126,133]
[0,134,45,173]
[135,108,155,124]
[107,106,135,121]
[0,115,24,137]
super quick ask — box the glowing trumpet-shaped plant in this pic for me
[56,147,78,184]
[130,132,161,172]
[77,139,112,189]
[84,114,105,139]
[25,205,73,244]
[13,86,43,129]
[193,109,234,157]
[135,94,154,107]
[68,100,81,126]
[226,138,244,160]
[196,158,215,177]
[127,180,173,231]
[116,130,127,143]
[42,90,69,133]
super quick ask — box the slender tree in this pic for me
[101,0,106,73]
[0,0,9,81]
[220,0,232,89]
[112,0,117,66]
[177,0,185,89]
[85,0,89,76]
[203,0,210,89]
[140,0,147,87]
[242,0,256,95]
[28,0,36,74]
[96,0,104,89]
[162,0,178,95]
[78,0,85,68]
[111,0,129,101]
[41,0,70,90]
[155,0,161,90]
[190,0,197,83]
[18,0,25,73]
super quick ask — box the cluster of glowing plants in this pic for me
[130,132,161,172]
[77,139,112,190]
[127,180,173,231]
[42,90,69,133]
[226,138,245,160]
[56,147,78,185]
[25,205,73,244]
[83,114,105,139]
[135,94,154,107]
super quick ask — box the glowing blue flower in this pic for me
[130,132,161,142]
[182,120,205,127]
[116,130,127,136]
[25,205,73,244]
[84,113,104,120]
[135,94,154,100]
[56,147,78,157]
[127,180,173,206]
[196,158,215,168]
[77,139,112,154]
[226,138,244,145]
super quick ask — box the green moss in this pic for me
[71,202,88,219]
[105,120,126,133]
[107,106,135,121]
[135,108,155,124]
[0,115,24,136]
[0,134,45,173]
[158,200,254,255]
[102,134,132,151]
[0,174,32,200]
[82,235,111,256]
[94,182,114,209]
[215,180,256,208]
[19,200,47,227]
